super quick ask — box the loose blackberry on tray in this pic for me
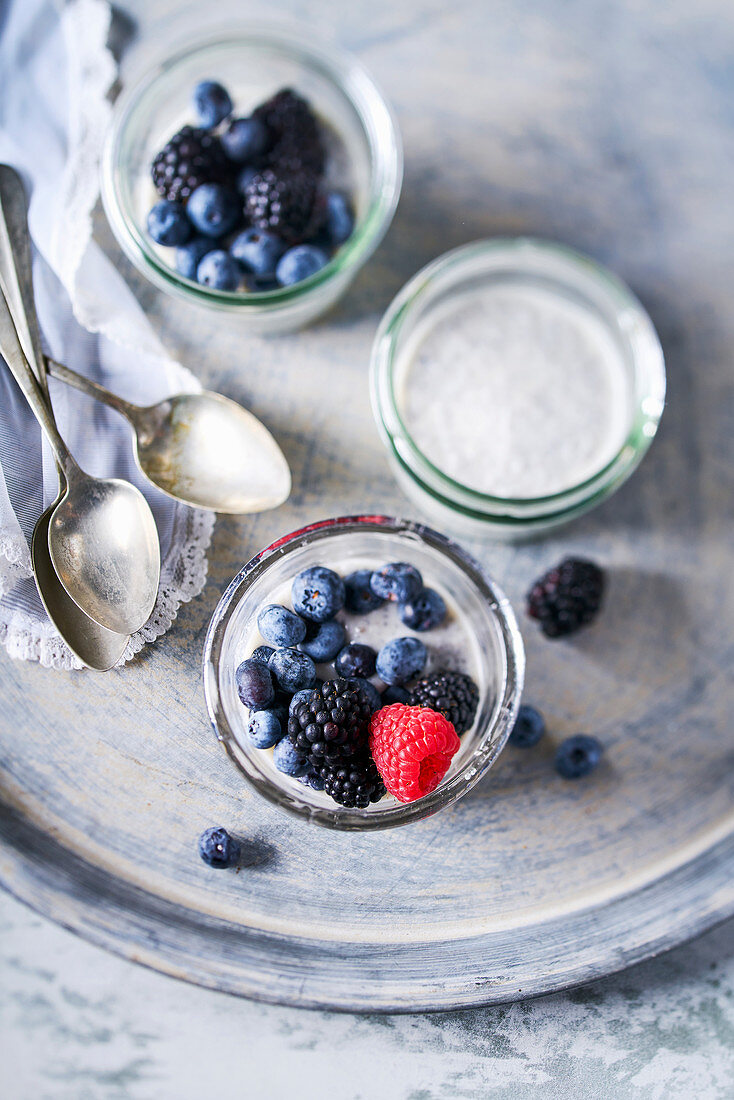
[145,80,355,292]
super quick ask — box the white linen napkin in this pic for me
[0,0,215,669]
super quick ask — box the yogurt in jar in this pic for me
[396,283,632,499]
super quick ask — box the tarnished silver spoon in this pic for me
[45,358,291,515]
[0,288,161,636]
[0,164,129,669]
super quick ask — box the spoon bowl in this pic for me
[46,359,291,515]
[133,391,291,513]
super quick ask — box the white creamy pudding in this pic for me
[396,284,632,499]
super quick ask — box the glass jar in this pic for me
[101,23,402,333]
[203,516,524,830]
[370,238,666,538]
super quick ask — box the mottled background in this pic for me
[2,0,733,1094]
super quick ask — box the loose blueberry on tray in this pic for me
[199,826,240,868]
[509,704,546,747]
[555,734,604,779]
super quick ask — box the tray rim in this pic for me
[1,800,731,1013]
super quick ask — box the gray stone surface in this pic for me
[2,0,734,1092]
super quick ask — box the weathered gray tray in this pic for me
[0,432,732,1010]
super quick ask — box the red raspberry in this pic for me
[369,703,460,804]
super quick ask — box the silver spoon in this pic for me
[0,289,160,635]
[44,358,292,515]
[0,165,129,669]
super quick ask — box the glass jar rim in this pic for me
[370,238,666,524]
[202,514,525,830]
[101,21,403,312]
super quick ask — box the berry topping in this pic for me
[273,737,310,777]
[298,618,346,662]
[196,249,240,290]
[375,636,427,685]
[230,228,286,279]
[370,563,423,604]
[253,88,325,177]
[199,826,240,868]
[250,644,275,665]
[151,125,230,204]
[268,647,317,693]
[324,191,355,245]
[555,734,603,779]
[381,684,412,706]
[369,704,460,803]
[276,243,329,286]
[257,604,307,648]
[175,236,211,279]
[287,677,372,769]
[335,642,377,680]
[193,80,233,129]
[235,658,275,708]
[349,677,382,714]
[247,707,286,749]
[292,566,345,622]
[187,182,241,239]
[146,200,191,246]
[322,756,385,808]
[409,670,479,735]
[344,569,385,614]
[526,558,605,638]
[297,768,327,791]
[244,168,322,244]
[509,704,546,747]
[221,115,270,163]
[398,587,447,631]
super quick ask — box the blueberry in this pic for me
[381,684,411,705]
[398,588,447,631]
[344,569,385,614]
[555,734,603,779]
[192,80,233,128]
[187,183,241,239]
[231,228,286,279]
[370,563,423,604]
[196,249,241,290]
[299,618,346,662]
[221,116,270,162]
[236,165,259,196]
[235,658,275,708]
[292,566,345,623]
[335,643,377,679]
[276,244,329,287]
[257,604,307,648]
[509,705,546,748]
[325,191,355,245]
[198,825,240,868]
[376,637,427,685]
[247,708,286,749]
[251,644,275,665]
[269,648,317,693]
[273,737,309,777]
[350,677,382,713]
[146,200,191,246]
[297,768,326,791]
[175,237,211,279]
[289,687,319,717]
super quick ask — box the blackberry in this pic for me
[526,558,605,638]
[321,755,385,809]
[409,669,479,735]
[151,125,229,203]
[243,168,322,244]
[287,677,372,769]
[253,88,325,176]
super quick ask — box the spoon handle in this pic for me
[0,166,47,392]
[0,286,80,482]
[46,356,138,421]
